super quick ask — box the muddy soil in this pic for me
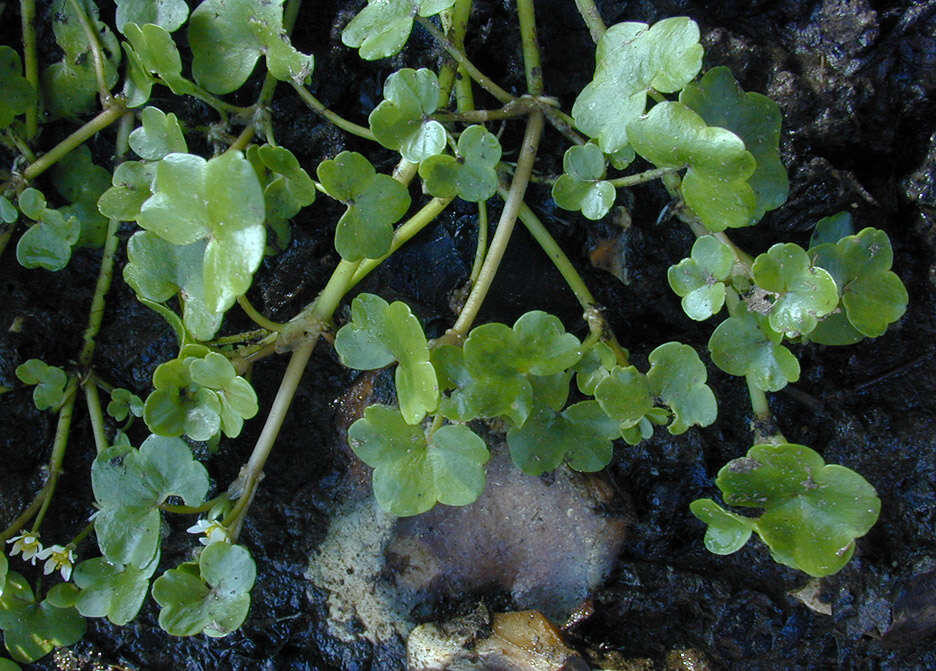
[1,1,935,670]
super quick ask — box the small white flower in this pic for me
[186,518,230,546]
[6,533,43,563]
[35,544,76,581]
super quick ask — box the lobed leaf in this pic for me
[0,572,85,663]
[0,46,36,129]
[708,306,800,391]
[667,235,735,321]
[317,151,411,260]
[646,342,716,434]
[679,66,789,219]
[347,405,489,516]
[707,443,881,577]
[419,125,501,202]
[572,17,702,154]
[342,0,457,60]
[73,552,159,625]
[116,0,189,32]
[752,243,839,336]
[551,143,616,220]
[14,359,67,411]
[628,101,757,231]
[370,68,446,163]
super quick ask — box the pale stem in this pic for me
[237,295,284,332]
[608,166,680,189]
[449,111,545,338]
[469,200,489,285]
[67,0,111,100]
[20,0,40,138]
[516,0,544,96]
[290,83,377,141]
[32,377,78,533]
[84,381,108,453]
[573,0,607,43]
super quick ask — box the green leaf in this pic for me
[123,231,222,341]
[335,294,438,424]
[679,66,789,219]
[92,435,210,567]
[98,160,156,221]
[572,341,616,395]
[551,143,616,220]
[689,498,754,555]
[250,144,317,223]
[419,125,501,202]
[465,311,582,378]
[121,22,194,97]
[708,306,800,391]
[51,146,112,247]
[507,400,619,475]
[0,572,85,663]
[189,0,313,94]
[0,196,17,224]
[137,151,266,313]
[342,0,457,60]
[129,106,187,160]
[572,18,703,154]
[0,658,20,671]
[752,243,839,336]
[646,342,716,434]
[809,211,855,248]
[317,151,411,261]
[15,189,81,271]
[106,388,144,422]
[370,68,446,163]
[710,443,881,577]
[627,101,758,231]
[15,359,67,411]
[41,0,120,118]
[667,235,735,321]
[809,227,908,338]
[116,0,189,32]
[73,552,159,625]
[0,46,36,129]
[153,543,256,637]
[594,365,653,428]
[347,405,489,516]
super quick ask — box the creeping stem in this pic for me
[291,83,377,142]
[67,0,111,101]
[20,0,40,138]
[31,377,79,533]
[573,0,607,43]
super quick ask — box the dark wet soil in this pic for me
[2,1,935,670]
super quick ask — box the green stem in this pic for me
[237,295,284,332]
[67,0,110,101]
[31,377,78,533]
[437,0,473,107]
[684,218,755,269]
[161,494,227,515]
[0,483,46,543]
[227,260,362,540]
[22,103,127,181]
[417,16,514,104]
[70,521,95,548]
[20,0,39,139]
[469,200,488,284]
[290,83,377,141]
[608,166,680,189]
[84,380,107,453]
[746,376,770,421]
[573,0,607,43]
[79,217,121,367]
[516,0,543,96]
[449,111,544,338]
[349,197,454,287]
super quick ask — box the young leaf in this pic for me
[572,18,703,154]
[708,306,800,392]
[129,107,187,160]
[122,22,195,97]
[249,144,317,223]
[15,359,67,411]
[0,571,85,663]
[98,160,156,221]
[464,311,582,378]
[152,543,256,637]
[137,151,266,313]
[123,231,222,341]
[809,211,855,248]
[316,151,411,261]
[370,68,446,163]
[335,293,438,424]
[342,0,457,60]
[572,341,616,395]
[41,0,120,118]
[51,146,112,248]
[594,365,653,428]
[752,243,839,336]
[627,101,758,231]
[15,188,81,271]
[667,235,735,321]
[419,125,502,202]
[551,143,616,220]
[92,435,210,567]
[189,0,313,94]
[679,66,789,219]
[116,0,189,33]
[0,46,36,129]
[702,443,881,577]
[0,196,16,224]
[646,342,716,434]
[73,552,159,625]
[809,227,908,338]
[106,388,145,422]
[689,498,754,555]
[507,400,619,475]
[347,405,489,516]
